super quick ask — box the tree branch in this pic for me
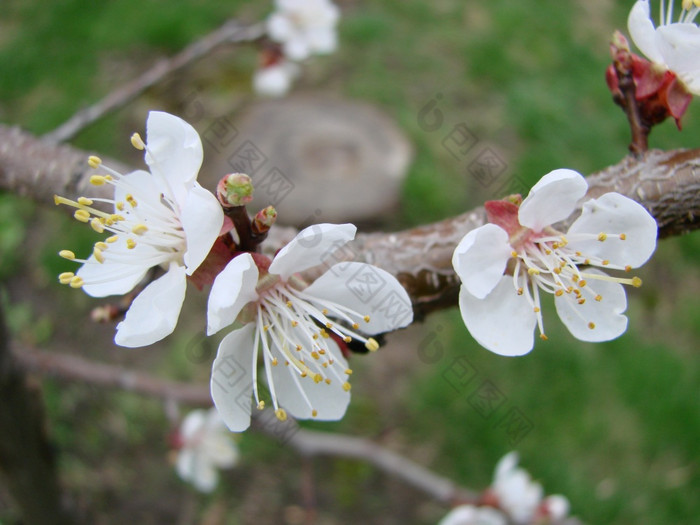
[1,125,699,317]
[14,344,477,505]
[43,20,265,144]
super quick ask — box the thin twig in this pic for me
[13,344,476,505]
[43,20,265,144]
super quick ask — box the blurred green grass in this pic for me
[1,0,699,524]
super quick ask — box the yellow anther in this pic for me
[619,233,626,240]
[572,274,579,282]
[551,242,559,249]
[517,287,524,295]
[598,232,607,241]
[318,349,326,355]
[257,401,265,410]
[126,238,136,249]
[625,265,632,272]
[106,235,118,243]
[511,250,518,257]
[632,277,642,288]
[325,322,333,329]
[527,267,540,275]
[300,371,307,378]
[116,202,125,211]
[93,247,105,264]
[559,235,568,245]
[365,338,379,352]
[111,214,124,222]
[578,298,586,305]
[90,218,104,233]
[363,315,370,323]
[343,336,352,343]
[320,330,329,339]
[352,323,359,329]
[89,175,107,186]
[95,242,108,251]
[263,325,269,332]
[74,210,90,222]
[602,260,610,266]
[555,289,564,297]
[87,156,102,169]
[286,300,292,307]
[588,322,596,330]
[325,378,331,385]
[59,250,76,260]
[313,373,323,384]
[584,259,590,265]
[533,307,540,313]
[345,369,353,375]
[291,320,298,327]
[271,358,278,366]
[130,132,145,150]
[58,272,74,284]
[595,294,602,301]
[69,276,84,288]
[328,359,334,365]
[311,351,320,360]
[77,197,93,206]
[295,345,302,351]
[579,280,587,287]
[275,408,287,421]
[575,251,582,256]
[553,267,561,275]
[322,362,328,368]
[131,224,148,235]
[544,249,551,255]
[342,382,352,392]
[311,409,318,417]
[540,333,548,341]
[312,334,318,340]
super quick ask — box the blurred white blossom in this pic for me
[267,0,340,61]
[175,409,239,493]
[253,60,300,97]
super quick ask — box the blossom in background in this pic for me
[438,505,507,525]
[55,111,223,347]
[452,169,657,356]
[174,409,239,493]
[208,223,413,432]
[267,0,340,61]
[490,452,570,524]
[253,59,300,97]
[628,0,700,94]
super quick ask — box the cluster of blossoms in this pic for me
[452,168,657,356]
[172,409,239,492]
[56,111,412,433]
[254,0,340,96]
[439,453,570,525]
[607,0,700,127]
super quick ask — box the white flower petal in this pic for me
[554,268,628,342]
[284,36,312,61]
[567,192,657,268]
[210,325,257,432]
[180,409,207,441]
[452,224,512,299]
[495,451,519,481]
[269,338,350,420]
[657,23,700,93]
[267,13,295,42]
[77,247,152,297]
[439,505,507,525]
[114,265,187,347]
[628,0,665,63]
[269,223,357,279]
[145,111,203,203]
[181,182,224,275]
[303,262,413,334]
[306,27,337,54]
[518,169,588,231]
[458,278,537,356]
[207,254,260,336]
[113,169,159,212]
[253,63,297,97]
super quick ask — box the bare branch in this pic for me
[14,344,477,505]
[43,20,265,144]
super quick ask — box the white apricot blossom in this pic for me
[267,0,340,61]
[491,452,570,524]
[452,169,657,356]
[55,111,223,348]
[175,409,239,493]
[438,505,507,525]
[628,0,700,94]
[208,223,413,432]
[253,60,300,97]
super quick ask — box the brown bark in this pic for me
[0,302,75,524]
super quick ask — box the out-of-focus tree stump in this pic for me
[204,95,413,225]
